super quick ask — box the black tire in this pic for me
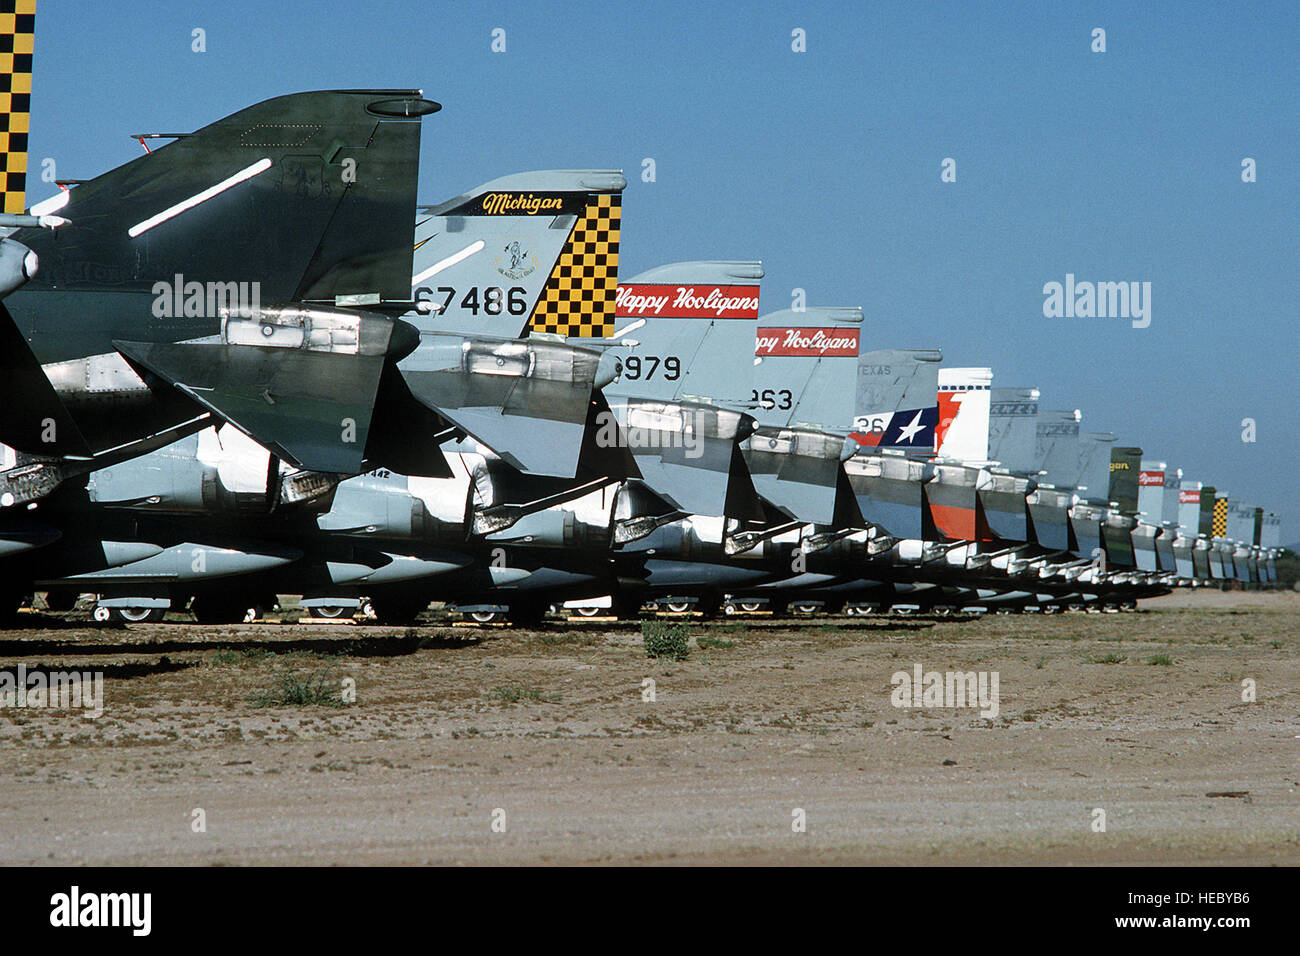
[369,593,429,625]
[695,596,723,620]
[507,603,547,627]
[466,610,503,624]
[609,596,644,621]
[572,606,602,618]
[191,595,255,625]
[307,605,351,620]
[116,606,166,623]
[664,600,692,614]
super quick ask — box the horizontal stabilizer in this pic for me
[743,426,856,525]
[0,303,91,456]
[114,340,385,474]
[606,399,753,516]
[399,335,614,478]
[409,374,590,478]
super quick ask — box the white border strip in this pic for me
[609,318,645,340]
[29,190,71,217]
[411,240,485,286]
[128,157,273,238]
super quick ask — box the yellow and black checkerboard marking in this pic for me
[0,0,34,215]
[1212,498,1228,538]
[527,193,620,337]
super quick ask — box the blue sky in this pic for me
[28,0,1299,538]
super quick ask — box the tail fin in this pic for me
[589,260,762,518]
[1260,511,1281,548]
[1177,480,1202,535]
[752,307,863,430]
[414,170,625,338]
[1108,446,1142,512]
[934,367,992,464]
[602,260,762,402]
[1136,458,1167,520]
[1075,431,1116,504]
[1159,467,1182,526]
[1211,495,1229,538]
[1034,408,1081,487]
[1198,485,1218,538]
[987,386,1040,474]
[11,89,434,364]
[851,348,942,454]
[1226,498,1254,542]
[0,0,34,216]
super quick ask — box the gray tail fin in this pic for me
[850,348,942,455]
[752,307,863,430]
[987,387,1040,475]
[1034,408,1081,487]
[414,170,625,338]
[599,261,763,517]
[602,260,763,403]
[1075,431,1116,504]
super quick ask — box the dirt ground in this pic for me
[0,589,1296,865]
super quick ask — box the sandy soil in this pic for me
[0,590,1296,865]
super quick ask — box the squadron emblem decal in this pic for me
[496,238,537,280]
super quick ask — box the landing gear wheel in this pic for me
[609,597,643,621]
[664,600,692,614]
[695,596,722,620]
[116,606,166,623]
[738,601,763,613]
[507,603,547,627]
[573,606,601,618]
[191,595,256,625]
[369,594,429,626]
[307,605,351,620]
[466,610,503,624]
